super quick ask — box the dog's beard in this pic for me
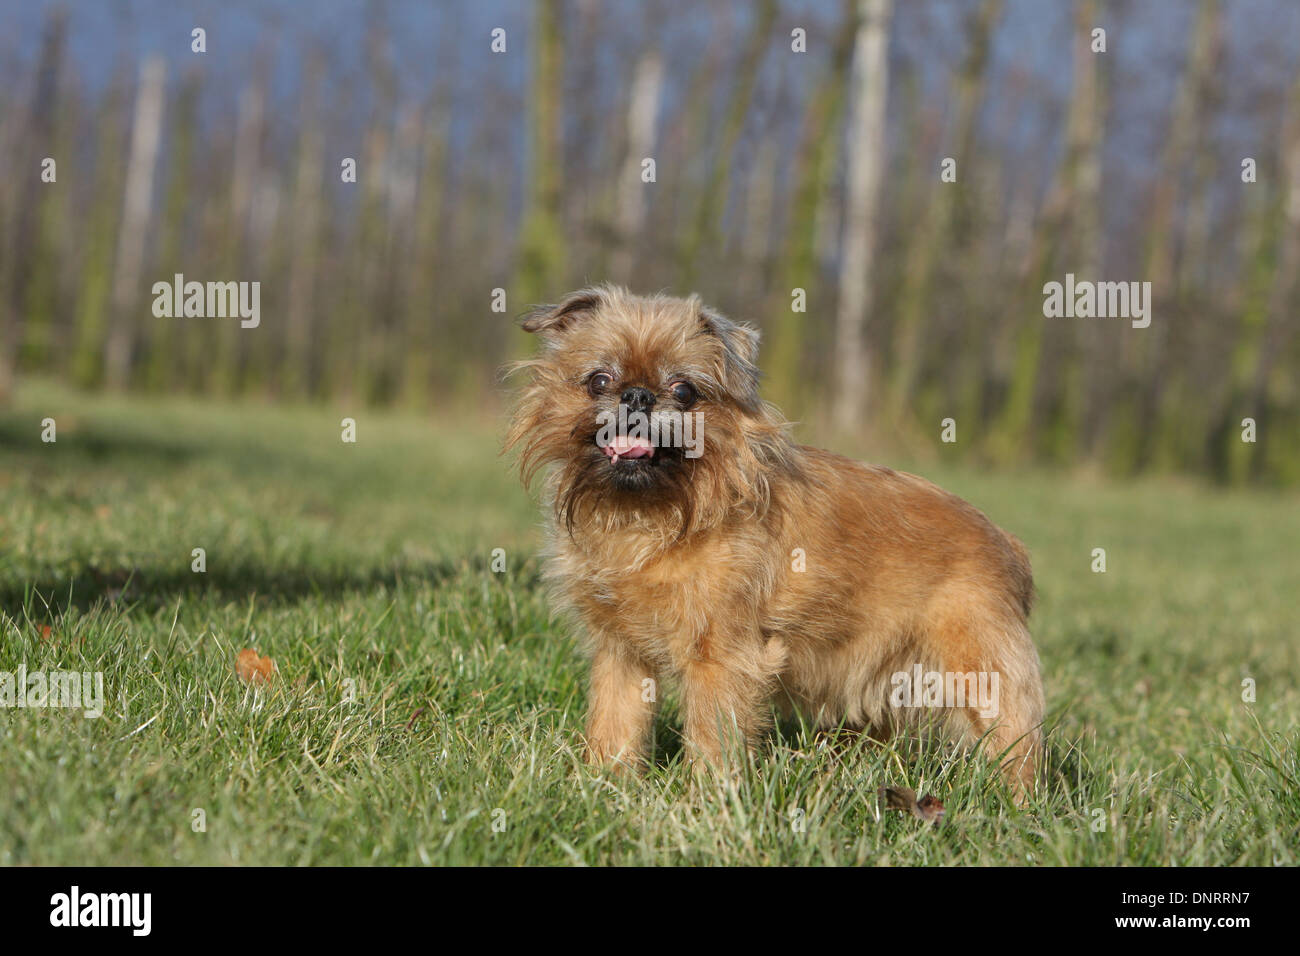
[510,378,799,544]
[525,397,799,543]
[555,427,697,537]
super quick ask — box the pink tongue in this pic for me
[603,435,654,461]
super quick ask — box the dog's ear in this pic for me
[521,287,606,335]
[697,300,762,411]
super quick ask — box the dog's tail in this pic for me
[1002,532,1036,618]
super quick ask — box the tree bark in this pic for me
[611,51,664,283]
[832,0,892,433]
[104,57,165,390]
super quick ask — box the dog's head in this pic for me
[505,285,794,538]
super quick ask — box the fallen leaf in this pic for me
[915,793,946,824]
[879,785,918,812]
[879,785,946,825]
[39,625,52,641]
[236,648,277,685]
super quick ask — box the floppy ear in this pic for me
[520,287,606,335]
[697,300,762,411]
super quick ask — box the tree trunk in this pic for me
[1241,63,1300,479]
[104,56,165,391]
[515,0,567,321]
[0,9,66,400]
[611,51,664,284]
[889,0,1001,414]
[1126,0,1219,472]
[767,0,858,416]
[677,0,777,289]
[284,53,323,399]
[832,0,892,434]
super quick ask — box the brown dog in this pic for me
[507,285,1045,798]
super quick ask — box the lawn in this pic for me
[0,381,1296,865]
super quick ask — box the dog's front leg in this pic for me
[679,643,782,772]
[584,641,656,772]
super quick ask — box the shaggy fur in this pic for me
[506,285,1045,799]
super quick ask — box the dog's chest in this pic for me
[556,531,752,660]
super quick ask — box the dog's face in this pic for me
[507,285,790,536]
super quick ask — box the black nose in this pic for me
[620,386,656,413]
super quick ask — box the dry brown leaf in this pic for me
[236,648,277,685]
[879,785,917,811]
[914,793,946,824]
[879,785,946,825]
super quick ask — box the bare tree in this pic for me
[677,0,777,288]
[832,0,892,433]
[1128,0,1221,470]
[611,51,664,282]
[1240,59,1300,477]
[104,57,165,390]
[284,52,324,398]
[890,0,1001,414]
[995,0,1106,458]
[516,0,567,316]
[767,0,859,415]
[0,9,66,400]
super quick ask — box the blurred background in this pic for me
[0,0,1297,483]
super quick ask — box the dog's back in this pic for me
[762,448,1044,797]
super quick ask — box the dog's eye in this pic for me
[587,372,613,395]
[669,381,697,406]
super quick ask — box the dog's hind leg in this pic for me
[930,611,1045,803]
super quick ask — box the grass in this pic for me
[0,379,1297,866]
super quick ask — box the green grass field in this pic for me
[1,381,1296,865]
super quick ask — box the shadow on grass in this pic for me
[1039,724,1102,803]
[0,413,297,475]
[1,556,511,620]
[639,710,1100,806]
[644,714,873,773]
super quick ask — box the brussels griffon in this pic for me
[506,285,1045,798]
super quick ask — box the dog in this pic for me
[506,285,1045,799]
